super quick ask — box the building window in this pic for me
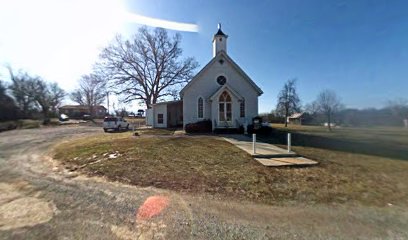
[198,97,204,118]
[217,75,227,85]
[240,99,245,117]
[157,114,163,124]
[219,91,232,122]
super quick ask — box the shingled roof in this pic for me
[214,28,227,37]
[214,23,228,37]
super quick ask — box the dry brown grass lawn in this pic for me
[52,130,408,207]
[135,128,175,135]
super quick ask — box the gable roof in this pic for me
[152,100,183,106]
[180,51,263,96]
[59,105,106,110]
[209,83,243,101]
[288,112,304,119]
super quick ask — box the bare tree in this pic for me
[7,67,64,119]
[31,79,52,119]
[387,98,408,126]
[7,67,36,117]
[0,80,19,120]
[170,89,180,101]
[70,73,107,117]
[276,79,301,127]
[314,89,343,131]
[304,101,319,114]
[48,82,66,115]
[97,27,198,108]
[31,79,65,119]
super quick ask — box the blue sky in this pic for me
[1,0,407,112]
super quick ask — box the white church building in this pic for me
[147,25,263,130]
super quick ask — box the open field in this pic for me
[53,127,408,207]
[125,117,146,126]
[2,126,408,239]
[79,117,146,128]
[268,124,408,161]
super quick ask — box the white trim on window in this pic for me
[240,98,245,118]
[157,113,164,124]
[197,96,204,119]
[217,91,233,126]
[215,72,227,86]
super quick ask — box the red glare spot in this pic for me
[136,195,169,220]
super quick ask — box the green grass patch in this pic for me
[267,124,408,161]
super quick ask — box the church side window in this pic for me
[198,97,204,118]
[240,99,245,118]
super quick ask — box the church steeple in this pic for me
[213,23,228,57]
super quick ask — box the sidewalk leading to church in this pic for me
[222,134,318,167]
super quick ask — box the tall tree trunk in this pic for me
[89,105,94,118]
[42,107,50,124]
[23,101,29,118]
[327,110,332,131]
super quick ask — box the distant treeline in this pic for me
[0,68,65,122]
[262,105,408,127]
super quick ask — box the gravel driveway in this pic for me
[0,126,407,239]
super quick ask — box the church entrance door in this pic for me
[218,91,232,127]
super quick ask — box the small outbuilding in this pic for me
[59,105,107,119]
[287,112,304,125]
[148,100,183,128]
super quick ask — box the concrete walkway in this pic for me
[222,134,318,167]
[222,134,296,157]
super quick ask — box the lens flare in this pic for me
[123,12,198,32]
[136,195,169,220]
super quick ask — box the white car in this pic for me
[103,117,129,132]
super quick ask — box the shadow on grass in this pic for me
[258,128,408,161]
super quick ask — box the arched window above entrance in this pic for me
[219,91,231,102]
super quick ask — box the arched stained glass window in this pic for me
[219,91,231,102]
[198,97,204,118]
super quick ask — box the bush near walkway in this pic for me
[185,119,212,133]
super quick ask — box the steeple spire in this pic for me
[214,23,227,37]
[213,23,228,57]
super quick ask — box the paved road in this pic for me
[0,126,407,239]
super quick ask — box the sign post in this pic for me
[287,133,291,153]
[253,134,256,154]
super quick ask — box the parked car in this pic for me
[137,109,145,117]
[82,114,91,120]
[59,114,69,122]
[103,117,129,132]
